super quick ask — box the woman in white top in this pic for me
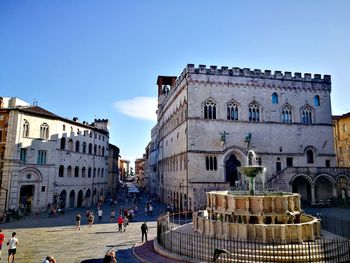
[7,232,18,263]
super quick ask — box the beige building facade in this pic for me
[148,64,349,212]
[0,97,109,214]
[333,113,350,167]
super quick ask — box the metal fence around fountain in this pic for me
[157,212,350,263]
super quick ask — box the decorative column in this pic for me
[311,183,316,204]
[332,183,337,198]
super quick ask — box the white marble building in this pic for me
[0,97,109,213]
[149,64,348,212]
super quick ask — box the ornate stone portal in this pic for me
[193,152,321,243]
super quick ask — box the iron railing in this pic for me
[157,212,350,263]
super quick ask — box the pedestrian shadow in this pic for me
[92,231,117,234]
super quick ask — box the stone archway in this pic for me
[59,190,67,209]
[225,154,241,186]
[18,167,43,212]
[19,185,34,213]
[77,190,83,208]
[85,189,91,207]
[69,190,75,208]
[337,176,349,199]
[292,176,311,204]
[315,176,333,201]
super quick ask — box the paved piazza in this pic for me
[0,195,164,263]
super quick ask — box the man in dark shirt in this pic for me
[141,222,148,242]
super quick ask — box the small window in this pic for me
[67,166,72,176]
[286,157,293,167]
[63,125,66,131]
[75,140,80,152]
[306,150,314,164]
[41,186,45,192]
[272,92,278,104]
[314,95,320,106]
[88,167,92,177]
[325,160,330,168]
[60,137,66,150]
[74,166,79,177]
[59,165,64,177]
[82,142,86,153]
[20,149,27,163]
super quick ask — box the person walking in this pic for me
[110,209,115,222]
[76,212,81,231]
[117,215,123,232]
[98,209,103,223]
[122,216,129,232]
[0,229,5,260]
[141,222,148,242]
[88,212,94,228]
[7,232,18,263]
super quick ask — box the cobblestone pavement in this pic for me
[0,194,166,263]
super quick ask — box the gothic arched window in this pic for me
[40,123,49,139]
[248,101,260,122]
[204,99,216,120]
[227,101,239,121]
[23,120,30,137]
[301,105,313,124]
[281,104,293,123]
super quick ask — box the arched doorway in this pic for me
[337,176,349,199]
[59,190,67,209]
[92,188,97,205]
[225,154,241,186]
[69,190,75,208]
[85,189,91,207]
[315,176,333,201]
[19,185,35,213]
[77,190,83,208]
[292,176,311,204]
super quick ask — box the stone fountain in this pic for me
[193,150,321,243]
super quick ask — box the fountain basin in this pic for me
[192,191,321,243]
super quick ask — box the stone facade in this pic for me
[147,64,350,211]
[0,97,110,214]
[333,113,350,167]
[107,143,120,196]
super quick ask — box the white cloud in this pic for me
[113,96,157,121]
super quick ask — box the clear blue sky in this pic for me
[1,1,349,164]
